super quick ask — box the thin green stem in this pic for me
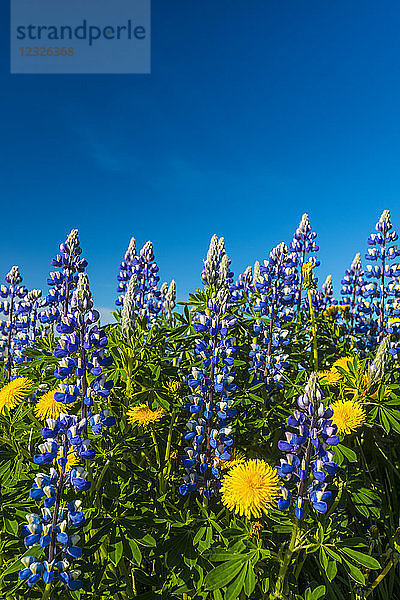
[150,428,161,469]
[270,518,299,599]
[307,289,319,372]
[365,558,396,598]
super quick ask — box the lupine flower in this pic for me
[52,273,114,409]
[0,266,30,377]
[121,274,137,338]
[180,235,238,498]
[289,214,320,313]
[247,242,294,390]
[220,459,281,519]
[368,335,391,383]
[127,404,166,427]
[116,238,167,327]
[34,389,73,420]
[320,274,337,312]
[0,377,34,413]
[20,408,114,590]
[276,373,339,519]
[341,252,369,339]
[163,280,177,315]
[362,210,400,345]
[330,400,366,435]
[42,229,87,322]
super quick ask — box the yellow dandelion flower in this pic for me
[220,459,281,519]
[220,449,246,471]
[338,304,350,313]
[323,306,340,318]
[388,317,400,326]
[318,369,340,386]
[318,356,353,386]
[127,404,166,427]
[34,390,72,421]
[0,377,34,413]
[332,356,353,372]
[323,305,351,318]
[331,399,366,435]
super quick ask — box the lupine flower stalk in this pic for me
[364,210,400,343]
[20,408,115,590]
[180,235,238,499]
[341,253,365,336]
[248,243,295,390]
[0,266,28,380]
[302,261,319,371]
[20,265,116,590]
[276,373,339,517]
[42,230,87,327]
[289,214,320,318]
[272,373,339,598]
[53,273,114,417]
[116,238,165,327]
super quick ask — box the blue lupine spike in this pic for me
[276,373,339,519]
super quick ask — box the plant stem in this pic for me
[365,558,396,597]
[270,518,299,599]
[40,584,53,600]
[307,289,319,372]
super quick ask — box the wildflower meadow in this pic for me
[2,209,400,600]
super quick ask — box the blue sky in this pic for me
[1,0,400,319]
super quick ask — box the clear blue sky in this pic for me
[1,1,400,318]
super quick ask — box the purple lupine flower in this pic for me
[180,235,238,498]
[289,214,320,314]
[116,238,169,327]
[41,229,87,325]
[362,210,400,348]
[276,373,339,519]
[247,243,294,390]
[0,266,30,378]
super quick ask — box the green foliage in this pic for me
[2,299,400,600]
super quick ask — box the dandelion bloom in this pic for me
[331,399,366,435]
[127,404,165,427]
[34,389,72,420]
[319,356,353,386]
[220,459,281,519]
[0,377,34,413]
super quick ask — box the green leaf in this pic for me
[312,585,326,599]
[204,558,247,591]
[336,444,357,462]
[326,560,337,582]
[193,526,206,546]
[129,539,142,566]
[341,548,380,569]
[343,559,365,585]
[243,561,256,597]
[109,539,124,566]
[225,564,247,600]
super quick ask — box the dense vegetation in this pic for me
[1,211,400,600]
